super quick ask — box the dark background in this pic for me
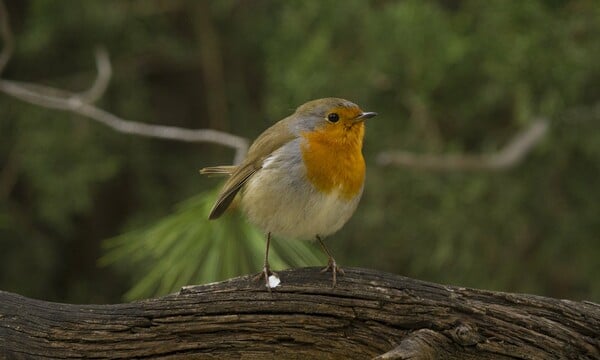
[1,0,598,304]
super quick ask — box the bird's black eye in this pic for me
[327,113,340,123]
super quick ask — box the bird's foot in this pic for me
[253,266,278,291]
[320,258,344,288]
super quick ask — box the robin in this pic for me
[201,98,376,288]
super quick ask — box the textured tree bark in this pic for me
[0,267,598,359]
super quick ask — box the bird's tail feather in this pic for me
[199,165,237,177]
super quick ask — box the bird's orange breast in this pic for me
[301,122,366,199]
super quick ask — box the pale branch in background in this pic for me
[0,73,250,164]
[376,119,549,171]
[79,46,112,104]
[0,74,250,162]
[0,47,111,108]
[0,0,249,164]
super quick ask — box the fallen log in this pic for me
[0,267,598,359]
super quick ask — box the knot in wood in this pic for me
[449,323,483,346]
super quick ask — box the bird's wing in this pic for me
[206,163,257,220]
[206,117,296,220]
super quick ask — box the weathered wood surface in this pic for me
[0,267,598,359]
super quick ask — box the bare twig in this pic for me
[0,48,110,106]
[0,41,249,163]
[78,46,111,104]
[377,119,549,171]
[0,0,14,75]
[0,2,248,162]
[0,77,250,162]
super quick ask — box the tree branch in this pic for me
[0,1,249,163]
[79,46,112,104]
[0,268,597,359]
[0,76,250,160]
[0,71,250,165]
[377,119,549,171]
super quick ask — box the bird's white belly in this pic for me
[239,146,361,239]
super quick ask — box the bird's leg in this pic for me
[253,232,277,290]
[317,235,344,287]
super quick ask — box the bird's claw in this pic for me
[253,266,277,291]
[321,258,344,287]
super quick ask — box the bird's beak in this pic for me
[354,112,378,122]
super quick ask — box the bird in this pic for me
[200,98,376,288]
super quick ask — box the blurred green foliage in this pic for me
[1,0,599,303]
